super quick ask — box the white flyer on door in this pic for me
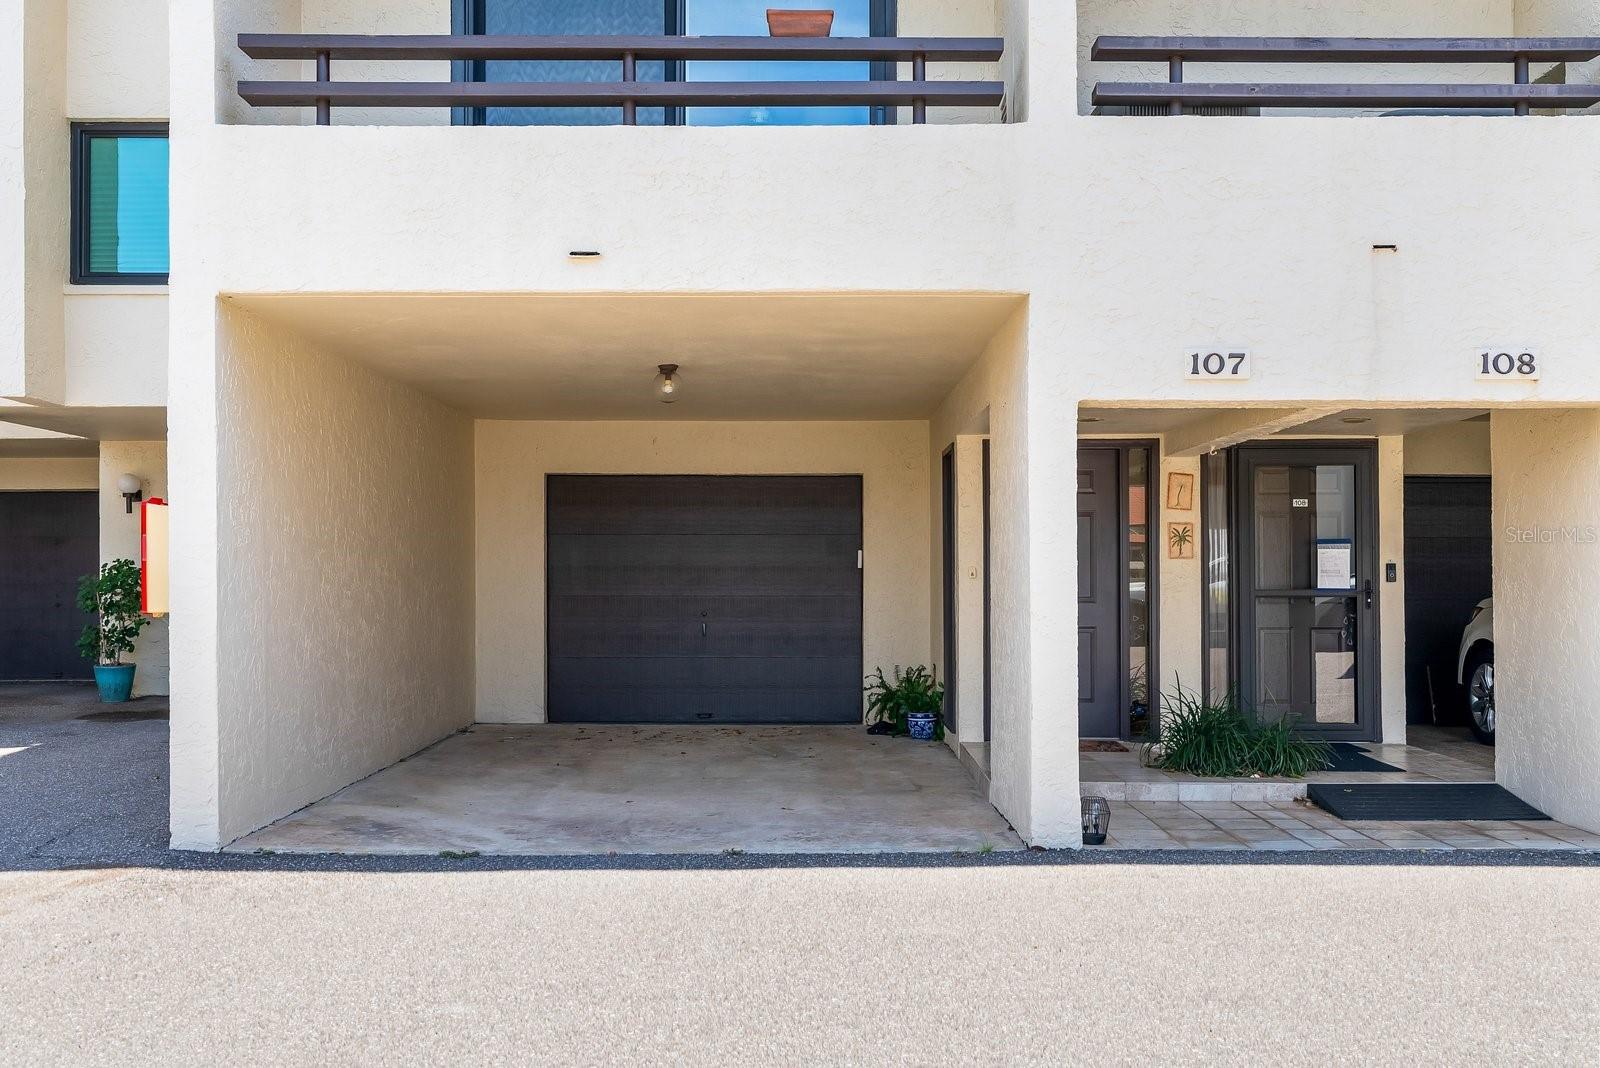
[1316,539,1355,590]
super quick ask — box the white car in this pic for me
[1457,598,1495,745]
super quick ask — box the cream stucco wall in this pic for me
[474,419,930,724]
[99,441,168,697]
[170,305,475,850]
[1491,409,1600,833]
[64,292,169,406]
[1404,420,1492,476]
[0,457,98,489]
[1157,452,1202,708]
[928,304,1040,841]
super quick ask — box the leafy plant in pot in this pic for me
[77,559,151,703]
[864,665,945,741]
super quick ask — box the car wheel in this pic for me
[1465,649,1495,746]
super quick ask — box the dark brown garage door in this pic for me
[0,492,97,681]
[547,475,863,724]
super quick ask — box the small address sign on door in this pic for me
[1478,351,1540,381]
[1186,350,1252,380]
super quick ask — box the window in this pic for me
[70,124,169,284]
[459,1,895,126]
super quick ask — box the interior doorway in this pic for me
[1233,443,1381,740]
[1077,441,1157,740]
[1403,476,1492,727]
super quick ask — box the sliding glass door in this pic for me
[462,1,894,126]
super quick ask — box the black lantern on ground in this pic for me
[1081,796,1111,846]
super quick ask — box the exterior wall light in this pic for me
[655,364,680,404]
[118,473,143,513]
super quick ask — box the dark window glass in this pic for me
[72,126,169,283]
[478,0,672,126]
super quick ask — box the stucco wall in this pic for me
[1404,419,1492,476]
[64,293,169,406]
[67,0,170,120]
[0,457,98,489]
[1491,409,1600,832]
[929,304,1036,840]
[1076,0,1516,114]
[196,305,475,848]
[474,419,930,724]
[99,441,169,697]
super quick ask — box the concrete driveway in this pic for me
[233,725,1024,855]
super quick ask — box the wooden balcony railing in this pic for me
[237,34,1005,126]
[1091,37,1600,115]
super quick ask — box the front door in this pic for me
[1077,448,1122,738]
[1235,445,1380,740]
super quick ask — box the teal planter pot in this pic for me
[93,663,136,703]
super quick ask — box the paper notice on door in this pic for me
[1316,539,1355,590]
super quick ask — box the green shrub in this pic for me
[1143,684,1332,778]
[864,665,945,740]
[76,559,150,666]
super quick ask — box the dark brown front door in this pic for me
[1078,449,1122,738]
[0,492,97,681]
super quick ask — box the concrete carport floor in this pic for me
[231,726,1024,856]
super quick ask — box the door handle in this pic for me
[701,622,707,638]
[1363,579,1373,610]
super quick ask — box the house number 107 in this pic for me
[1187,351,1251,379]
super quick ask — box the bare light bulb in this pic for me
[655,363,680,404]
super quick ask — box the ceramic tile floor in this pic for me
[1095,798,1600,851]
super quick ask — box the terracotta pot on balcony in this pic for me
[766,9,835,37]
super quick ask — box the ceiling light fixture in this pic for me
[655,364,680,404]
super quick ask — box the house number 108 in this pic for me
[1187,351,1251,379]
[1478,351,1539,380]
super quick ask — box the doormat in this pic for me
[1080,740,1129,753]
[1320,743,1403,774]
[1308,783,1550,822]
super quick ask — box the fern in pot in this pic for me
[864,665,945,741]
[77,559,151,703]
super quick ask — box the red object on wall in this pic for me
[141,497,169,615]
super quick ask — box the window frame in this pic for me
[70,122,170,286]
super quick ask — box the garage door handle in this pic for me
[701,622,707,638]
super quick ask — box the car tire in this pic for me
[1465,647,1495,746]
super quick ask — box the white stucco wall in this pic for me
[1491,409,1600,833]
[98,441,169,697]
[63,292,169,406]
[67,0,170,120]
[474,419,930,724]
[171,304,475,849]
[1157,451,1202,708]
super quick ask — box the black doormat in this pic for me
[1320,743,1403,774]
[1308,783,1550,822]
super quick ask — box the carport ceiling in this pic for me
[229,293,1024,420]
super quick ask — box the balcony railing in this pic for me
[1091,37,1600,115]
[237,34,1005,126]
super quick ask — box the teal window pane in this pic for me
[84,134,168,277]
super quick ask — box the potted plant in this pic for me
[864,665,945,741]
[767,9,835,37]
[76,559,151,704]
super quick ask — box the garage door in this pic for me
[547,475,863,724]
[0,492,97,681]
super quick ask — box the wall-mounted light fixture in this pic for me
[568,250,602,259]
[118,473,143,514]
[655,364,680,404]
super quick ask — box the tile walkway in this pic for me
[1096,798,1600,851]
